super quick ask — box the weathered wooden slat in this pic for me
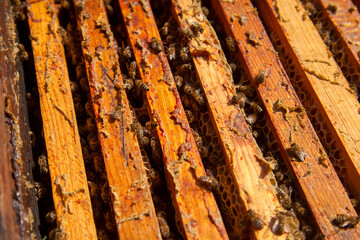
[72,0,162,239]
[1,0,40,239]
[118,1,229,239]
[0,3,21,236]
[171,0,285,239]
[256,0,360,196]
[26,0,97,238]
[305,0,360,88]
[212,0,360,238]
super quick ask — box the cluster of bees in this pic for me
[17,0,360,239]
[113,7,182,240]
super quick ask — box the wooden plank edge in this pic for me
[26,0,97,238]
[73,0,162,239]
[119,1,229,239]
[171,0,287,239]
[211,0,360,238]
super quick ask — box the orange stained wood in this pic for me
[26,0,97,239]
[119,1,229,239]
[310,0,360,77]
[211,0,360,238]
[72,0,161,239]
[257,0,360,197]
[258,0,360,207]
[171,0,285,239]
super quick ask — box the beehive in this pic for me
[1,0,360,239]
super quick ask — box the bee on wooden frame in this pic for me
[247,209,264,230]
[151,37,163,53]
[198,169,219,190]
[332,214,360,229]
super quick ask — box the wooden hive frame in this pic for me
[1,0,360,239]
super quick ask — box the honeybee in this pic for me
[166,43,176,61]
[160,22,169,37]
[157,211,171,238]
[180,47,190,62]
[293,230,306,240]
[183,84,205,106]
[247,209,264,230]
[201,6,209,17]
[252,130,259,138]
[48,228,62,240]
[327,3,338,14]
[272,212,285,235]
[177,63,192,73]
[85,101,94,118]
[145,121,158,130]
[174,75,183,88]
[185,109,194,123]
[190,22,204,35]
[332,214,360,228]
[150,137,162,166]
[276,184,292,210]
[38,155,49,174]
[135,79,149,91]
[104,210,116,232]
[256,70,266,84]
[87,133,99,151]
[34,182,46,200]
[45,210,56,223]
[86,117,97,133]
[302,225,314,239]
[198,169,219,190]
[120,78,133,91]
[147,167,162,190]
[226,36,237,52]
[129,61,137,79]
[93,154,105,173]
[287,143,308,162]
[101,182,110,203]
[245,113,257,125]
[87,181,99,197]
[274,171,284,182]
[236,84,255,97]
[123,45,132,60]
[178,28,194,41]
[151,37,163,53]
[191,128,203,149]
[230,92,246,108]
[273,98,285,112]
[18,44,29,62]
[131,122,147,146]
[293,201,307,216]
[249,102,263,113]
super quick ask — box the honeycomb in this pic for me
[263,19,352,199]
[7,0,333,238]
[301,0,360,100]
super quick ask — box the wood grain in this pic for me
[1,0,40,239]
[27,0,97,238]
[171,0,286,239]
[212,0,360,238]
[72,0,162,238]
[118,0,229,239]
